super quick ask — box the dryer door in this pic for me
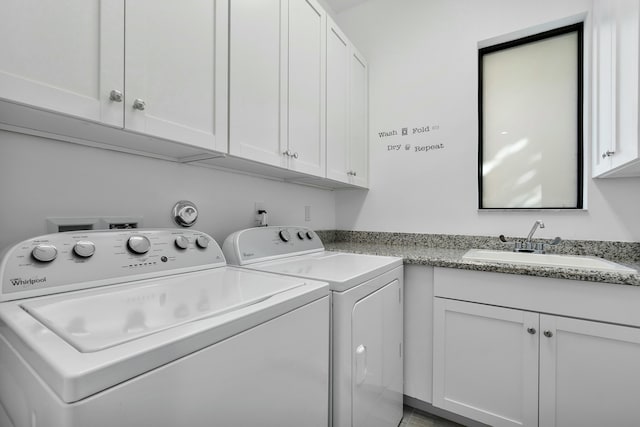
[352,279,403,427]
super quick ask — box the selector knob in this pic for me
[73,241,95,258]
[32,244,58,262]
[297,231,306,240]
[306,231,314,240]
[175,236,189,250]
[196,236,210,249]
[127,235,151,254]
[279,230,291,242]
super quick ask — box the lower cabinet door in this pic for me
[539,315,640,427]
[433,298,539,427]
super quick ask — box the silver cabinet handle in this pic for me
[527,327,536,335]
[543,330,553,338]
[292,152,299,159]
[602,150,615,159]
[109,90,123,102]
[133,99,147,111]
[282,149,291,157]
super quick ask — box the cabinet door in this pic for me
[287,0,326,176]
[0,0,123,127]
[326,18,350,183]
[403,265,434,403]
[592,0,640,177]
[539,315,640,427]
[229,0,287,167]
[125,0,221,150]
[349,48,369,187]
[352,279,403,427]
[433,298,539,427]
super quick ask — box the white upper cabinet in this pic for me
[592,0,640,177]
[229,0,326,178]
[288,0,326,176]
[125,0,221,149]
[229,0,285,167]
[349,48,369,188]
[326,17,369,188]
[0,0,124,127]
[0,0,227,155]
[326,19,351,183]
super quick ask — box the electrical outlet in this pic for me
[305,205,311,222]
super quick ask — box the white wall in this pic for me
[0,131,336,250]
[336,0,640,242]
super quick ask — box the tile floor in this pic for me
[400,406,463,427]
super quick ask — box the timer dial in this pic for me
[279,230,291,242]
[127,235,151,254]
[196,236,210,249]
[32,244,58,262]
[73,241,95,258]
[175,236,189,250]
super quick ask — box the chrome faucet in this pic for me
[499,220,561,254]
[526,220,545,243]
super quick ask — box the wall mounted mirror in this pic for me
[478,23,584,209]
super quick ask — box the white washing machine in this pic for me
[223,226,404,427]
[0,229,330,427]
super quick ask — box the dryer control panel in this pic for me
[0,229,225,302]
[223,226,324,266]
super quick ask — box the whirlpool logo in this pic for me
[9,277,47,287]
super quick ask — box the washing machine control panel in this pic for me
[0,229,226,302]
[222,226,324,265]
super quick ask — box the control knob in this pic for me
[196,236,210,249]
[175,236,189,250]
[73,241,95,258]
[127,235,151,254]
[279,230,291,242]
[297,231,306,240]
[306,231,314,240]
[32,244,58,262]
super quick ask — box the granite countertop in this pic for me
[324,241,640,287]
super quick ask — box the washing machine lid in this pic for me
[244,251,403,292]
[21,269,304,353]
[0,267,328,403]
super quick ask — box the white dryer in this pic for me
[223,226,404,427]
[0,229,330,427]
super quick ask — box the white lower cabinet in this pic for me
[539,315,640,427]
[434,297,640,427]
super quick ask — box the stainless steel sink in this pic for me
[462,249,637,273]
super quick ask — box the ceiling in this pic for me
[323,0,371,13]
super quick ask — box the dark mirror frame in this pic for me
[478,22,584,210]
